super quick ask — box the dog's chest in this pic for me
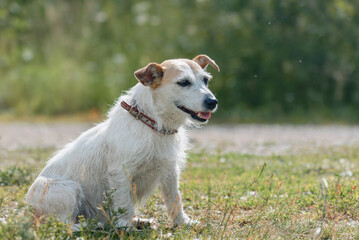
[137,138,182,171]
[113,132,186,174]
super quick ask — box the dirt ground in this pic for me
[1,122,359,156]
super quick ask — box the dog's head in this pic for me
[134,55,220,124]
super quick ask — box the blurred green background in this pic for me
[1,0,359,122]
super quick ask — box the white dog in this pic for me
[26,55,220,228]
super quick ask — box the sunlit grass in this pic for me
[0,146,358,239]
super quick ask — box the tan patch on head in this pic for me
[180,59,204,73]
[151,79,163,89]
[156,59,203,88]
[142,57,212,90]
[158,61,185,85]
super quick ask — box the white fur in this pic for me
[26,57,218,228]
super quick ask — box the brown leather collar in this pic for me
[121,101,178,135]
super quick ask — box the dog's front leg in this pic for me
[107,170,134,228]
[160,170,196,227]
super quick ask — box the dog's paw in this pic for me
[173,215,199,228]
[115,219,131,229]
[183,218,200,226]
[71,223,83,232]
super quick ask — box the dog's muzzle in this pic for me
[176,104,213,122]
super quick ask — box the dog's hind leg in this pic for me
[26,176,84,223]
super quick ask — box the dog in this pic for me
[26,54,220,228]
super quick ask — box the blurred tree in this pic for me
[0,0,358,121]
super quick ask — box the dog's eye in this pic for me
[177,79,191,87]
[203,77,209,85]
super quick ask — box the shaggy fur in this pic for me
[26,55,220,228]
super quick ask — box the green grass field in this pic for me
[0,146,358,239]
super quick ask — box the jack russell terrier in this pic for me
[26,54,220,228]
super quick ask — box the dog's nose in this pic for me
[204,96,218,110]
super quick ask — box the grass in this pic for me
[0,146,358,239]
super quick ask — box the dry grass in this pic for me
[0,145,358,239]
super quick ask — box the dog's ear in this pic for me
[193,54,220,72]
[134,63,164,87]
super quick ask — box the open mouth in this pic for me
[176,105,211,122]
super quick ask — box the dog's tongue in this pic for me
[198,112,211,120]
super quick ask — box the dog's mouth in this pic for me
[176,105,211,122]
